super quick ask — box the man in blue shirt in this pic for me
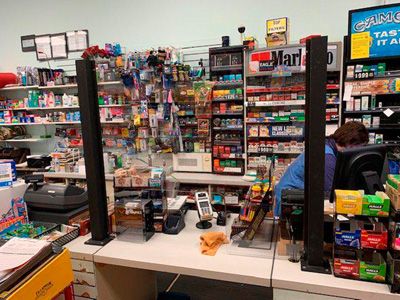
[274,121,369,216]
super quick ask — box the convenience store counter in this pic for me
[272,258,396,300]
[64,210,399,300]
[94,210,273,287]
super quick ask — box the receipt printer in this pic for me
[24,175,87,211]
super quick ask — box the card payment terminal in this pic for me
[195,192,213,229]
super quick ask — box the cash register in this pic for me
[24,174,88,224]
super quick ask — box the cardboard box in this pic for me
[361,96,369,110]
[346,98,354,111]
[362,115,371,127]
[334,257,359,279]
[360,222,388,250]
[114,176,132,187]
[335,190,363,215]
[354,98,361,111]
[131,173,150,187]
[386,175,400,210]
[372,116,380,127]
[0,160,13,187]
[362,192,390,217]
[359,253,386,282]
[335,218,361,249]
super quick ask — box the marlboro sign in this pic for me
[248,44,339,73]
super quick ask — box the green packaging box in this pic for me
[387,174,400,190]
[359,258,386,282]
[377,63,386,76]
[386,174,400,211]
[362,192,390,217]
[274,116,290,122]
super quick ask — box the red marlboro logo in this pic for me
[251,51,271,62]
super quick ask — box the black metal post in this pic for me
[300,36,331,273]
[76,59,112,246]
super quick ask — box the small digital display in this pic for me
[197,193,206,198]
[199,201,209,208]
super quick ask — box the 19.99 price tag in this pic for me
[354,71,374,80]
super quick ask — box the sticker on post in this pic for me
[383,108,394,117]
[343,85,353,101]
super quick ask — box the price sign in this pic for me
[354,71,374,80]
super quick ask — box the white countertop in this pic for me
[65,215,400,298]
[272,258,397,300]
[167,172,253,187]
[65,234,103,261]
[94,210,273,286]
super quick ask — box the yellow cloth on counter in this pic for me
[200,232,229,256]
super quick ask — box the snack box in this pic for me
[359,252,386,282]
[362,192,390,217]
[360,221,388,250]
[335,190,363,215]
[335,218,361,249]
[334,257,359,279]
[334,251,386,282]
[386,175,400,210]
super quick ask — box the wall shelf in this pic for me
[245,100,305,107]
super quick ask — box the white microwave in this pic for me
[172,153,212,173]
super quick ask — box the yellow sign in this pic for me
[351,32,370,60]
[396,79,400,93]
[267,18,287,34]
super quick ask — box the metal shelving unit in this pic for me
[243,42,342,174]
[341,36,400,146]
[209,45,245,175]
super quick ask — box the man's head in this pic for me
[331,121,369,151]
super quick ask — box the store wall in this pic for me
[0,0,394,72]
